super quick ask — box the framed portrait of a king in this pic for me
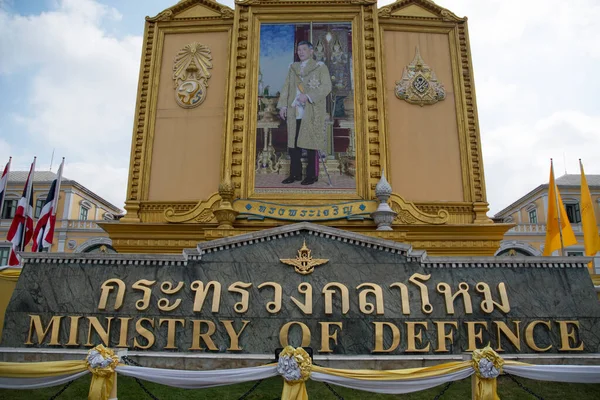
[251,21,357,197]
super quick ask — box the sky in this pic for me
[0,0,599,215]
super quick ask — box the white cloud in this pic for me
[64,162,129,210]
[484,110,600,214]
[0,139,12,166]
[1,0,598,219]
[0,0,141,210]
[429,1,600,214]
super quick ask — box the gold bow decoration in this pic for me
[472,345,504,400]
[278,346,312,400]
[86,345,119,400]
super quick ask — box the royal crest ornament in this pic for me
[307,77,321,90]
[395,46,446,106]
[173,42,213,108]
[280,240,328,275]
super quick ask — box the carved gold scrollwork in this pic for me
[395,47,445,106]
[389,194,448,225]
[220,7,234,19]
[146,10,173,22]
[173,42,213,108]
[440,9,463,22]
[378,6,392,18]
[377,0,465,21]
[164,192,221,223]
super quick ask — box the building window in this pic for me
[1,199,17,219]
[567,251,584,257]
[79,206,89,221]
[0,247,9,265]
[103,212,115,221]
[497,248,533,257]
[528,209,537,224]
[34,198,46,218]
[565,203,581,223]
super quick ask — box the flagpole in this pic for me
[20,157,36,253]
[551,159,565,256]
[0,157,11,219]
[49,158,65,252]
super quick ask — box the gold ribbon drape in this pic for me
[281,380,309,400]
[0,268,21,282]
[471,346,504,400]
[278,346,311,400]
[86,345,119,400]
[0,344,538,400]
[0,360,87,377]
[312,361,471,380]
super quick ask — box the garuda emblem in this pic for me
[395,46,445,107]
[173,42,213,109]
[280,240,328,275]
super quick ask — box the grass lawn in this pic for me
[1,375,600,399]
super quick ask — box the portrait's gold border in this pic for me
[245,12,363,201]
[219,3,381,204]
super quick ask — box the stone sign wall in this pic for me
[3,224,600,356]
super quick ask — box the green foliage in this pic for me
[1,375,600,399]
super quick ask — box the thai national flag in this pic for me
[6,158,36,266]
[0,158,10,217]
[32,159,64,252]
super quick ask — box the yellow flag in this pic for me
[580,160,600,270]
[543,162,577,256]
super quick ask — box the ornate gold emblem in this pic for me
[395,46,445,106]
[173,42,213,108]
[280,240,328,275]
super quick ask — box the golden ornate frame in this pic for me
[111,0,507,256]
[246,14,363,201]
[226,2,381,203]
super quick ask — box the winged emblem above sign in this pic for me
[280,240,329,275]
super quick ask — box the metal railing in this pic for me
[63,220,100,230]
[506,223,594,234]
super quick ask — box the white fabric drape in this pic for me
[504,364,600,383]
[310,368,474,394]
[115,365,278,389]
[0,370,89,389]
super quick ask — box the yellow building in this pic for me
[0,170,122,332]
[101,0,512,256]
[0,170,122,262]
[494,174,600,271]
